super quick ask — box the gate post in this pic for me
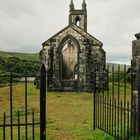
[131,33,140,135]
[40,64,46,140]
[135,64,140,135]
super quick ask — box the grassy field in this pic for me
[0,51,39,61]
[0,82,40,139]
[0,82,115,140]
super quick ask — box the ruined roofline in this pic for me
[42,25,70,46]
[42,24,102,47]
[71,24,103,46]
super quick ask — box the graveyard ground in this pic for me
[0,82,120,140]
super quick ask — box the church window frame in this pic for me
[58,35,80,81]
[75,16,81,26]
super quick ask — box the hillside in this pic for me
[0,51,39,61]
[0,51,131,75]
[0,51,40,79]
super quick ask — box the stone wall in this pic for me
[39,25,107,91]
[131,33,140,134]
[132,33,140,70]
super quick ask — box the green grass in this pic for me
[0,51,39,61]
[0,82,40,139]
[46,92,115,140]
[1,81,139,140]
[0,82,115,140]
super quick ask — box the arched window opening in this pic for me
[75,17,80,26]
[74,65,78,80]
[61,39,78,80]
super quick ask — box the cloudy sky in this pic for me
[0,0,140,64]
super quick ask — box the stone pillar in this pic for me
[84,47,91,91]
[52,48,61,90]
[132,33,140,135]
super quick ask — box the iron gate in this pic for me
[93,65,140,140]
[0,64,46,140]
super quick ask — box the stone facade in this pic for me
[39,0,107,92]
[131,33,140,91]
[132,33,140,71]
[131,33,140,133]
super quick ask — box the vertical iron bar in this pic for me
[10,71,13,140]
[107,65,109,133]
[100,95,102,129]
[114,98,116,137]
[97,94,98,127]
[93,69,96,130]
[18,111,20,140]
[105,96,107,131]
[25,75,28,140]
[117,65,120,137]
[95,93,97,127]
[107,96,109,133]
[3,112,6,140]
[127,101,130,140]
[40,64,46,140]
[99,94,100,128]
[103,83,105,130]
[124,65,126,140]
[112,65,115,98]
[107,65,110,99]
[112,65,114,135]
[98,94,100,128]
[102,94,104,130]
[130,65,133,137]
[32,110,35,140]
[121,100,123,140]
[98,94,99,127]
[99,95,101,128]
[107,98,109,133]
[110,98,111,134]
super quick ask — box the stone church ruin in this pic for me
[39,0,107,92]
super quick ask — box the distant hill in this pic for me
[0,51,131,74]
[0,51,40,78]
[0,51,132,86]
[0,51,39,61]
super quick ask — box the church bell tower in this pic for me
[69,0,87,31]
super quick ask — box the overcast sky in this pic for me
[0,0,140,64]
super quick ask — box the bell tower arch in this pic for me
[69,0,87,31]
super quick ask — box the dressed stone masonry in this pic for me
[131,33,140,133]
[132,33,140,70]
[132,33,140,92]
[39,0,107,92]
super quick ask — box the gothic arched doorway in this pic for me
[58,35,80,90]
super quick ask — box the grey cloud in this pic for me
[0,0,139,64]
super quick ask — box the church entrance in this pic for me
[59,36,80,91]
